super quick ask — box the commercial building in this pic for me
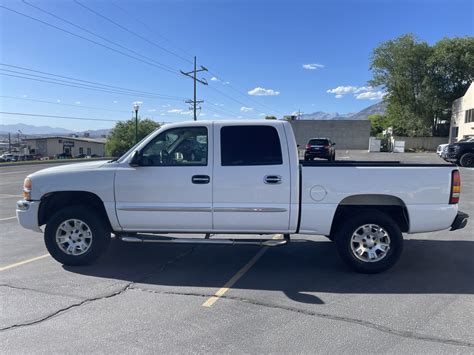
[24,136,106,158]
[450,83,474,142]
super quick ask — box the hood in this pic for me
[30,160,110,177]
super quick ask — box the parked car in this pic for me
[0,153,14,162]
[55,153,72,159]
[445,139,474,167]
[16,120,468,273]
[304,138,336,161]
[437,143,449,156]
[75,154,87,159]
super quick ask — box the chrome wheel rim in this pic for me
[55,219,93,256]
[350,224,391,263]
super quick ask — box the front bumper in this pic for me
[16,200,42,232]
[450,211,469,231]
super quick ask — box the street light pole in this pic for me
[133,102,140,144]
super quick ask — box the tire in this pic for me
[334,210,403,273]
[459,153,474,167]
[44,205,111,266]
[333,152,336,161]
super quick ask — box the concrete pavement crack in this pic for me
[0,284,86,300]
[129,287,474,349]
[0,247,195,333]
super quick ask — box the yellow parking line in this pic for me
[0,254,49,272]
[202,234,281,308]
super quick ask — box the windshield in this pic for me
[309,139,329,145]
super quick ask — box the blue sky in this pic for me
[0,0,473,131]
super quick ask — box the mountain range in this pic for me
[300,101,386,120]
[0,102,387,135]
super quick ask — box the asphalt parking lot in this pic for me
[1,154,473,353]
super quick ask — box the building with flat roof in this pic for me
[450,83,474,142]
[25,136,106,158]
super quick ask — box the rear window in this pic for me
[309,139,329,145]
[221,125,283,166]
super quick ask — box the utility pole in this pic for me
[297,109,303,120]
[180,56,208,120]
[8,133,11,152]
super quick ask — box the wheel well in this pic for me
[38,191,111,230]
[330,195,410,236]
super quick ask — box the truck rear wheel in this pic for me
[44,206,111,266]
[459,153,474,167]
[335,210,403,273]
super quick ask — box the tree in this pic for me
[106,118,160,157]
[265,115,277,120]
[368,114,391,136]
[369,34,474,136]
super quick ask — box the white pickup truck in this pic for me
[16,120,468,273]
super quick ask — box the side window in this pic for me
[140,127,208,166]
[221,126,282,166]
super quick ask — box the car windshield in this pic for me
[309,139,329,145]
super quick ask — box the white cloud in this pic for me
[147,109,157,112]
[355,91,386,100]
[259,113,266,116]
[113,100,118,104]
[237,116,243,119]
[213,114,220,118]
[326,85,385,100]
[210,77,220,81]
[75,101,81,104]
[240,106,254,112]
[22,94,28,98]
[222,81,230,85]
[56,99,61,103]
[133,101,143,105]
[302,63,325,70]
[162,104,171,108]
[160,113,165,116]
[214,103,224,107]
[168,108,183,113]
[248,87,280,96]
[180,111,192,115]
[326,86,358,95]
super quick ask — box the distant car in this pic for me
[0,153,14,162]
[437,143,449,156]
[304,138,336,161]
[75,154,87,159]
[55,153,72,159]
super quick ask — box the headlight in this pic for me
[23,177,32,200]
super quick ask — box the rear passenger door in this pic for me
[212,123,291,232]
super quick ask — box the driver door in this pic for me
[114,124,213,232]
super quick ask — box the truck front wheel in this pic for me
[44,205,111,266]
[335,210,403,273]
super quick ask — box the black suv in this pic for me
[446,139,474,167]
[304,138,336,161]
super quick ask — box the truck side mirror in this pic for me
[129,150,141,167]
[333,142,336,146]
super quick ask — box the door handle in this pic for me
[264,175,282,184]
[192,175,210,184]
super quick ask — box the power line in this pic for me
[74,0,192,65]
[207,85,267,115]
[0,72,185,101]
[0,4,181,76]
[181,57,208,121]
[207,69,285,116]
[111,1,194,63]
[0,68,181,100]
[0,95,130,113]
[0,63,184,99]
[0,111,121,122]
[21,0,181,75]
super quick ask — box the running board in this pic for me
[119,234,290,247]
